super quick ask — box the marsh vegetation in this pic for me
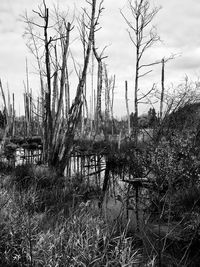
[1,0,200,266]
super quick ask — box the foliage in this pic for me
[138,129,200,265]
[2,127,200,266]
[166,102,200,131]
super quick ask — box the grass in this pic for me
[1,157,200,266]
[0,164,142,267]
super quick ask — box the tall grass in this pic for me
[0,165,142,266]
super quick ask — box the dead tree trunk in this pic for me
[43,5,53,163]
[95,58,103,134]
[0,79,9,149]
[104,65,110,139]
[93,48,105,135]
[92,7,107,135]
[12,93,15,137]
[125,81,131,137]
[55,0,100,173]
[101,156,111,203]
[110,75,115,136]
[51,22,71,162]
[160,58,165,120]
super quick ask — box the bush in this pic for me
[12,164,35,191]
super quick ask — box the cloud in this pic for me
[154,0,200,50]
[1,0,200,117]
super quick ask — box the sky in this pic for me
[0,0,200,117]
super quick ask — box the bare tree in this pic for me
[23,0,105,173]
[93,49,104,134]
[56,0,103,173]
[121,0,160,142]
[23,0,73,164]
[78,0,106,136]
[78,13,88,136]
[92,1,107,134]
[104,65,115,138]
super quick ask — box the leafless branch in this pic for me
[138,83,156,102]
[138,69,152,78]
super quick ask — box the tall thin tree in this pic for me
[121,0,160,142]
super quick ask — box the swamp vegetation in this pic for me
[1,0,200,266]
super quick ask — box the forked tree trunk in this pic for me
[53,0,97,173]
[51,23,71,162]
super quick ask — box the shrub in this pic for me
[11,164,35,191]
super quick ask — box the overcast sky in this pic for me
[0,0,200,117]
